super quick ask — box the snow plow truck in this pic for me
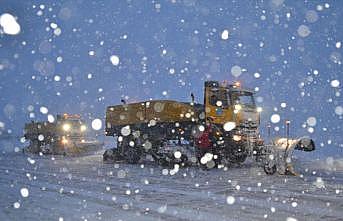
[104,81,315,175]
[24,114,102,155]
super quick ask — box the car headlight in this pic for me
[80,125,87,132]
[62,124,71,131]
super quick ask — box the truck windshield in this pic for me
[231,91,255,106]
[209,88,229,107]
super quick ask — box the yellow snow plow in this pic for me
[103,80,315,175]
[24,114,102,155]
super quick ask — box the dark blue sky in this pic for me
[0,0,342,153]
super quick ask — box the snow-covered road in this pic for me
[0,146,342,221]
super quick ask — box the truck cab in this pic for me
[24,113,100,155]
[204,81,260,130]
[202,81,262,163]
[56,114,87,143]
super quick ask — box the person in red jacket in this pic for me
[196,124,213,149]
[195,118,216,167]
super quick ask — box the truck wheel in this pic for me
[179,154,188,166]
[30,140,41,154]
[103,149,114,162]
[264,164,277,175]
[124,147,141,164]
[227,143,248,164]
[158,157,170,167]
[173,154,188,167]
[103,149,123,162]
[227,151,248,164]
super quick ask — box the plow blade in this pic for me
[24,140,103,156]
[293,137,315,152]
[263,137,315,175]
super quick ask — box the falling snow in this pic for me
[0,13,21,35]
[0,1,342,221]
[231,65,242,77]
[330,80,340,88]
[297,25,311,37]
[270,114,281,124]
[91,118,102,130]
[110,55,120,66]
[306,117,317,127]
[226,196,235,205]
[20,187,29,198]
[221,29,229,40]
[223,121,236,131]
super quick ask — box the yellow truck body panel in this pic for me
[106,100,202,128]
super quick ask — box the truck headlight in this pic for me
[234,104,242,111]
[80,125,87,132]
[257,107,263,113]
[62,124,71,131]
[233,135,242,141]
[62,138,68,144]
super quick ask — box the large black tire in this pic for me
[28,140,41,154]
[123,147,141,164]
[103,149,123,162]
[229,151,248,164]
[178,154,188,167]
[169,153,189,167]
[121,135,142,164]
[264,164,277,175]
[157,157,171,167]
[225,142,248,164]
